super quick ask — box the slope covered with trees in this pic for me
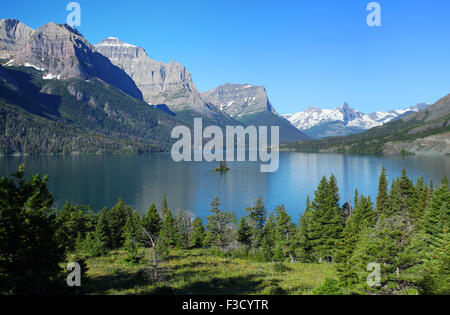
[0,65,183,155]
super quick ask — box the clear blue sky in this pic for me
[3,0,450,114]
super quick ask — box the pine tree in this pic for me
[261,212,276,261]
[175,209,193,249]
[347,214,417,294]
[205,197,235,252]
[273,205,297,262]
[296,197,312,262]
[142,202,161,238]
[94,207,111,249]
[123,211,142,263]
[376,167,389,217]
[161,193,169,219]
[107,198,134,249]
[245,198,266,246]
[237,217,253,248]
[0,166,66,294]
[328,174,340,208]
[308,176,344,262]
[158,209,177,255]
[55,202,95,252]
[421,203,449,294]
[415,177,430,223]
[395,169,417,217]
[189,218,206,248]
[420,177,450,244]
[336,193,375,289]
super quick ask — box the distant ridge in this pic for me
[283,103,430,138]
[280,95,449,155]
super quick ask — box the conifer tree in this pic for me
[420,177,450,244]
[336,193,375,288]
[161,193,169,219]
[123,211,142,263]
[158,209,177,255]
[93,207,111,249]
[189,218,206,248]
[261,212,276,261]
[394,169,417,217]
[328,174,340,208]
[141,202,161,238]
[421,203,449,294]
[0,166,66,294]
[205,197,235,252]
[308,176,344,262]
[273,205,297,262]
[175,209,193,249]
[55,202,95,252]
[108,198,134,249]
[376,167,389,217]
[237,217,253,248]
[245,198,266,246]
[296,197,312,262]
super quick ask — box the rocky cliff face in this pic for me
[94,37,217,117]
[2,21,142,100]
[0,19,33,59]
[201,83,276,118]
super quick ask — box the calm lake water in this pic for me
[1,152,449,221]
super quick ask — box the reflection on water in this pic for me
[0,152,449,220]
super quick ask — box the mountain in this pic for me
[201,83,310,143]
[0,20,187,155]
[280,95,450,155]
[201,83,277,118]
[5,22,143,100]
[94,37,232,125]
[0,63,183,155]
[0,19,33,59]
[283,103,430,138]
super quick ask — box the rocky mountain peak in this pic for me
[201,83,276,118]
[0,19,34,58]
[95,38,221,117]
[36,22,84,38]
[3,23,143,99]
[339,102,359,123]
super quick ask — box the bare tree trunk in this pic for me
[142,227,161,283]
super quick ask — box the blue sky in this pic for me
[2,0,450,114]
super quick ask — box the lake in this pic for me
[0,152,449,221]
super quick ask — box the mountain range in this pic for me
[0,19,309,155]
[0,19,447,156]
[283,102,430,139]
[280,95,450,155]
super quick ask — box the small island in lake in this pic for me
[214,161,230,172]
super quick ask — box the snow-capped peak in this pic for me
[283,103,429,137]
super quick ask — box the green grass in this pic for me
[83,248,336,295]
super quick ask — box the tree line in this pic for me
[0,165,448,294]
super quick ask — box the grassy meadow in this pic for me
[79,249,336,295]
